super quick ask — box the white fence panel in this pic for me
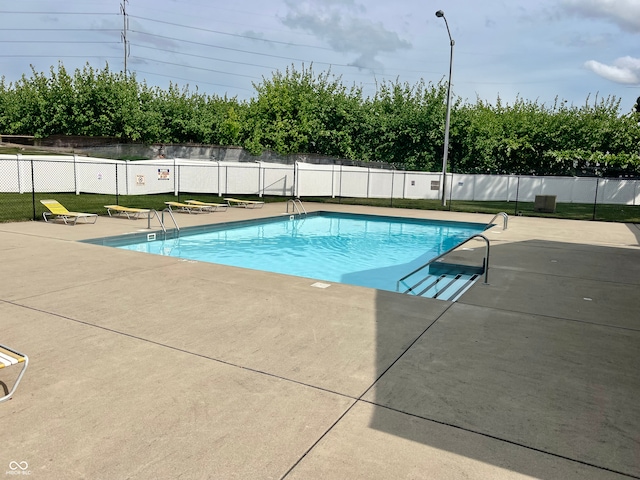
[76,161,116,195]
[539,177,572,202]
[33,160,76,192]
[506,176,519,202]
[450,174,475,201]
[472,175,509,201]
[222,163,260,195]
[513,177,542,202]
[260,163,294,197]
[339,166,369,198]
[368,169,394,198]
[391,170,405,199]
[569,177,598,204]
[601,179,638,205]
[297,163,334,197]
[403,172,441,200]
[126,163,174,195]
[0,156,22,192]
[177,164,220,195]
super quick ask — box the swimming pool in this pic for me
[90,212,489,292]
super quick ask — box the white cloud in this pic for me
[562,0,640,33]
[584,56,640,84]
[281,0,410,70]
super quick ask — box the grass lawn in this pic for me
[1,193,638,223]
[303,197,640,223]
[0,193,276,223]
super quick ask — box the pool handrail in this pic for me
[143,208,180,234]
[488,212,508,230]
[161,207,180,233]
[287,198,307,215]
[396,234,490,292]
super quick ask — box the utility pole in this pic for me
[120,0,130,77]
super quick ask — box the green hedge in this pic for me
[1,63,639,176]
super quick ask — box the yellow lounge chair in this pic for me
[40,199,98,225]
[164,201,211,214]
[0,343,29,403]
[185,200,228,212]
[224,197,265,209]
[105,205,151,219]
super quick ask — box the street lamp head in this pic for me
[435,10,444,18]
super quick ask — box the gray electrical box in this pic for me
[534,195,557,213]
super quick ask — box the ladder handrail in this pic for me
[488,211,508,230]
[145,208,180,234]
[286,198,307,215]
[148,209,165,233]
[162,207,180,232]
[396,234,490,292]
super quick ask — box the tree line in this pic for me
[1,63,638,176]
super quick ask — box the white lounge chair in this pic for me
[0,343,29,403]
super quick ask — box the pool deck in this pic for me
[1,202,639,479]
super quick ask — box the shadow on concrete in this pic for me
[370,239,640,479]
[627,223,640,246]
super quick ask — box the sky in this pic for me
[1,0,639,113]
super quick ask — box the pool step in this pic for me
[401,272,480,301]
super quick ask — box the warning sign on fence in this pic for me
[158,168,170,180]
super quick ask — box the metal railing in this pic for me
[144,208,180,235]
[286,198,307,215]
[161,207,180,234]
[488,212,508,230]
[396,234,491,293]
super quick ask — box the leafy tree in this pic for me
[0,62,637,176]
[244,65,363,157]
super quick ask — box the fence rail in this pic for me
[1,155,639,222]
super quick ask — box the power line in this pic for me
[0,11,117,15]
[128,14,331,51]
[133,69,253,93]
[129,43,277,70]
[0,55,120,58]
[1,28,120,32]
[129,56,259,79]
[136,5,317,39]
[0,41,119,44]
[128,30,359,69]
[129,30,310,62]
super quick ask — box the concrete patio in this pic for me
[1,202,639,479]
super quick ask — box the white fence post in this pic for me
[16,154,23,194]
[73,155,79,195]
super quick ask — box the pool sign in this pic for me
[158,168,170,180]
[136,175,145,186]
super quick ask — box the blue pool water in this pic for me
[108,213,488,292]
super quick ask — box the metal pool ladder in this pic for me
[146,208,180,235]
[488,212,508,230]
[396,234,490,301]
[287,198,307,215]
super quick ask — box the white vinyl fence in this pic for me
[1,154,639,205]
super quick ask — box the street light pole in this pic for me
[436,10,454,207]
